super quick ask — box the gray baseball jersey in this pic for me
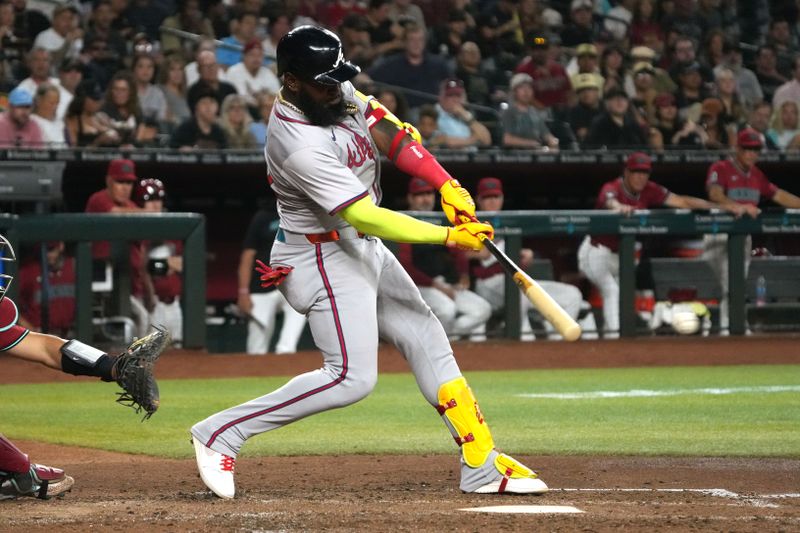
[190,83,501,492]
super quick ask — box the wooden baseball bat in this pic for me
[481,237,582,342]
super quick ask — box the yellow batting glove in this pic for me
[403,122,422,143]
[444,221,494,251]
[440,179,477,225]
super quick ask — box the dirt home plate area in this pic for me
[2,336,799,532]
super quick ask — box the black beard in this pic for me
[296,86,348,127]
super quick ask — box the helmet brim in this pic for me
[314,62,361,85]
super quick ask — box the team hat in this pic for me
[477,177,503,198]
[630,45,656,61]
[573,73,600,91]
[8,87,33,107]
[625,152,652,172]
[510,72,534,90]
[441,78,465,96]
[575,43,598,57]
[107,159,138,182]
[632,61,656,76]
[737,128,763,149]
[408,177,434,194]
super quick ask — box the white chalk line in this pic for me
[554,488,800,508]
[517,385,800,400]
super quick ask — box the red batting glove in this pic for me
[254,259,294,288]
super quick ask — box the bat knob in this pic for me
[562,324,582,342]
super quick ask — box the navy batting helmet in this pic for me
[276,25,360,85]
[133,178,166,207]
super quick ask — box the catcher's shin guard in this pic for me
[0,435,30,474]
[437,377,495,468]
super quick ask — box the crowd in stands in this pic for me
[0,0,798,151]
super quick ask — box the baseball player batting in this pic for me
[0,234,167,498]
[191,26,548,499]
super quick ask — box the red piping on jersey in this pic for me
[204,244,349,448]
[330,190,369,215]
[274,111,312,125]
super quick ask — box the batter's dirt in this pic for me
[2,336,799,532]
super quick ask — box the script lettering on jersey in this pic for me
[346,131,375,169]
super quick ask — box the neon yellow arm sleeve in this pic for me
[340,196,448,245]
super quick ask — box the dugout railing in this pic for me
[406,209,800,339]
[0,213,206,348]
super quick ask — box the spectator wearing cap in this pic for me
[32,4,82,66]
[226,39,280,108]
[626,46,676,96]
[31,83,65,147]
[398,177,491,341]
[766,100,800,150]
[187,50,238,112]
[560,0,600,48]
[85,159,152,338]
[65,81,121,147]
[653,92,704,149]
[629,0,663,53]
[674,61,710,116]
[502,72,558,150]
[714,41,762,111]
[216,11,259,69]
[16,48,60,98]
[468,176,598,341]
[160,0,216,58]
[433,77,491,149]
[628,61,658,124]
[0,87,42,147]
[603,0,634,42]
[578,152,720,338]
[56,59,83,120]
[368,23,453,109]
[171,86,228,150]
[514,32,573,110]
[584,87,649,149]
[703,128,800,333]
[568,43,604,91]
[562,73,602,143]
[754,45,788,104]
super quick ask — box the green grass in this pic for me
[1,365,798,459]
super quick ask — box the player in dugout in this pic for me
[191,26,549,499]
[578,152,737,338]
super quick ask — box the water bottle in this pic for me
[755,275,767,307]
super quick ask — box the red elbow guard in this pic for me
[393,141,451,190]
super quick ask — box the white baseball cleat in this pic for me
[192,437,236,499]
[472,453,549,495]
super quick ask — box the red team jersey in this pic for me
[592,177,671,251]
[18,257,76,333]
[0,297,29,352]
[706,159,777,206]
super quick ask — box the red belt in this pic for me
[304,230,365,244]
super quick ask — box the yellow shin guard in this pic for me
[437,377,495,468]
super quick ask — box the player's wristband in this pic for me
[393,141,451,190]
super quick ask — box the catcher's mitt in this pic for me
[114,326,171,420]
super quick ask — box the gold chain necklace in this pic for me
[277,89,304,115]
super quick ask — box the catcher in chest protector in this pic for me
[0,235,169,500]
